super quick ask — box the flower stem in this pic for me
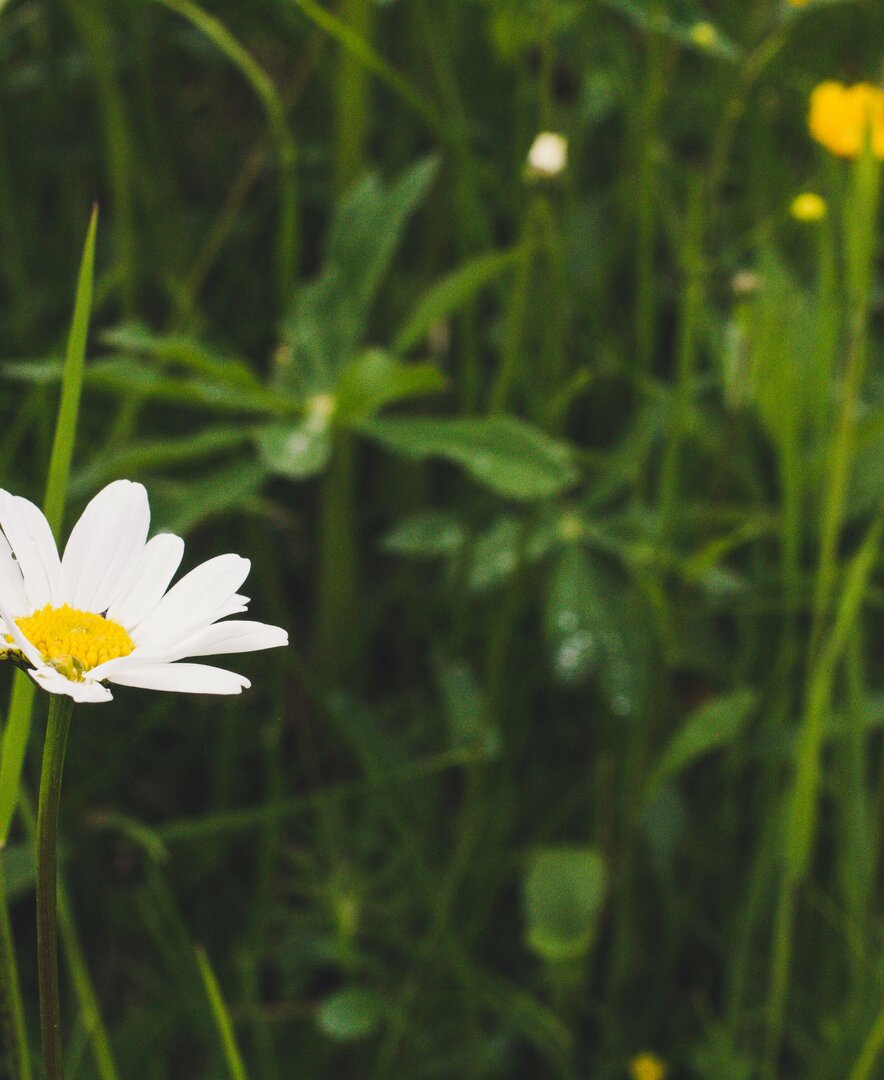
[36,694,73,1080]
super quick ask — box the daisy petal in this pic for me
[0,531,28,614]
[61,481,150,613]
[131,554,251,649]
[106,533,185,630]
[31,667,113,703]
[0,491,61,609]
[108,662,250,695]
[138,620,288,664]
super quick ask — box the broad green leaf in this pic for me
[523,847,607,962]
[334,350,445,426]
[394,247,524,353]
[360,416,579,500]
[316,988,384,1041]
[280,157,439,390]
[646,689,757,799]
[381,510,467,558]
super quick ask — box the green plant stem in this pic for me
[634,21,665,375]
[0,857,32,1080]
[316,435,359,681]
[658,176,704,538]
[335,0,373,193]
[36,695,73,1080]
[763,510,883,1076]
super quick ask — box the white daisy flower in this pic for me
[0,479,288,703]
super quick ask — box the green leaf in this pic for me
[545,545,601,685]
[435,657,499,758]
[394,247,524,353]
[647,689,757,798]
[88,358,296,415]
[360,416,579,500]
[281,157,439,390]
[257,421,332,480]
[72,427,256,494]
[316,988,384,1041]
[100,323,262,389]
[381,510,467,558]
[334,350,445,426]
[544,546,653,716]
[150,460,269,534]
[523,847,607,962]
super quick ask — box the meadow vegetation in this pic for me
[0,1,882,1077]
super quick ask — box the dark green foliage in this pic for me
[0,1,883,1079]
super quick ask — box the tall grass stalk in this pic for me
[764,509,883,1076]
[154,0,298,306]
[0,208,96,846]
[658,176,704,537]
[634,19,666,375]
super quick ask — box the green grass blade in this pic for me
[0,207,97,847]
[152,0,297,303]
[287,0,451,145]
[195,946,250,1080]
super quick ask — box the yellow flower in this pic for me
[630,1052,667,1080]
[808,81,884,160]
[790,192,827,221]
[689,21,717,49]
[788,0,810,7]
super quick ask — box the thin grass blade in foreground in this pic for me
[196,945,251,1080]
[0,206,97,845]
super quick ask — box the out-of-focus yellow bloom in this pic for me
[788,0,810,8]
[629,1052,667,1080]
[790,192,827,221]
[690,21,717,49]
[808,81,884,159]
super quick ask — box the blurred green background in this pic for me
[1,0,883,1077]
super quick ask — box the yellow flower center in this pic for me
[11,604,134,681]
